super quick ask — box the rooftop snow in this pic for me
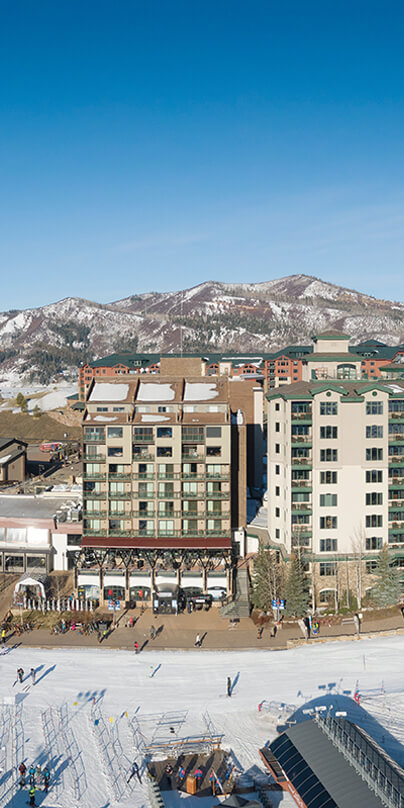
[89,383,129,402]
[93,415,118,422]
[140,414,169,422]
[0,454,12,464]
[137,383,175,401]
[183,382,219,401]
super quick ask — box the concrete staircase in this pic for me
[220,568,251,619]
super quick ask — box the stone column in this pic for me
[202,565,208,594]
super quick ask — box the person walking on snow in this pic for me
[134,641,139,654]
[43,766,50,793]
[18,762,26,778]
[17,667,24,683]
[227,676,232,697]
[127,761,142,784]
[29,785,36,806]
[194,633,201,647]
[1,628,6,647]
[28,765,35,785]
[149,625,156,640]
[30,668,36,685]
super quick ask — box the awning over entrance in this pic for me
[80,536,231,550]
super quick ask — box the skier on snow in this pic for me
[17,667,24,683]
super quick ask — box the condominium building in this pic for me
[78,335,403,400]
[79,375,263,604]
[266,378,404,605]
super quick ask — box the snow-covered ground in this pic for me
[0,381,77,411]
[1,637,404,808]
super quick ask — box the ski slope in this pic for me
[0,636,403,808]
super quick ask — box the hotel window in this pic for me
[320,402,338,415]
[366,425,383,438]
[366,537,383,550]
[319,562,337,576]
[207,446,221,457]
[366,402,383,414]
[366,470,383,482]
[366,448,383,461]
[107,427,123,438]
[320,449,338,462]
[366,515,383,527]
[320,471,337,484]
[366,492,383,505]
[157,446,172,457]
[320,516,337,529]
[320,539,338,552]
[157,427,173,438]
[320,494,337,507]
[320,426,338,439]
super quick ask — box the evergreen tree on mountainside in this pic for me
[284,551,311,617]
[371,545,401,607]
[252,543,283,611]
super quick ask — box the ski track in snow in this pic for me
[0,637,403,808]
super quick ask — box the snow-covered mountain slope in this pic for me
[0,274,403,385]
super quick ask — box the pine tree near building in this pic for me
[252,542,283,611]
[284,551,311,617]
[371,545,401,607]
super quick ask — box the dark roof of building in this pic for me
[0,437,28,451]
[262,717,399,808]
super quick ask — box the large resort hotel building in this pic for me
[267,376,404,604]
[79,374,263,605]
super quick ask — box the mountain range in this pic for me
[0,274,403,386]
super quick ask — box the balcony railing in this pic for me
[389,478,404,486]
[108,510,129,517]
[108,529,133,537]
[132,453,155,461]
[108,472,132,480]
[133,473,155,480]
[132,511,155,518]
[83,510,106,518]
[83,472,106,480]
[390,521,404,529]
[291,435,312,444]
[83,491,106,499]
[291,480,312,489]
[132,434,154,442]
[206,472,229,479]
[83,453,105,461]
[157,491,181,499]
[205,492,230,499]
[291,457,312,466]
[182,433,205,442]
[180,492,205,499]
[182,453,204,461]
[158,472,181,479]
[181,473,206,480]
[389,457,404,465]
[389,434,404,442]
[389,412,404,419]
[133,491,155,499]
[83,434,105,442]
[108,492,132,500]
[83,529,106,536]
[291,411,312,420]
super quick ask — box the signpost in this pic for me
[272,598,285,624]
[108,599,120,626]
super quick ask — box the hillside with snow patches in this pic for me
[0,274,403,386]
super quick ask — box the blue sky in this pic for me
[0,0,403,309]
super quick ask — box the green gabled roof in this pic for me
[266,378,404,401]
[91,352,161,368]
[380,364,404,372]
